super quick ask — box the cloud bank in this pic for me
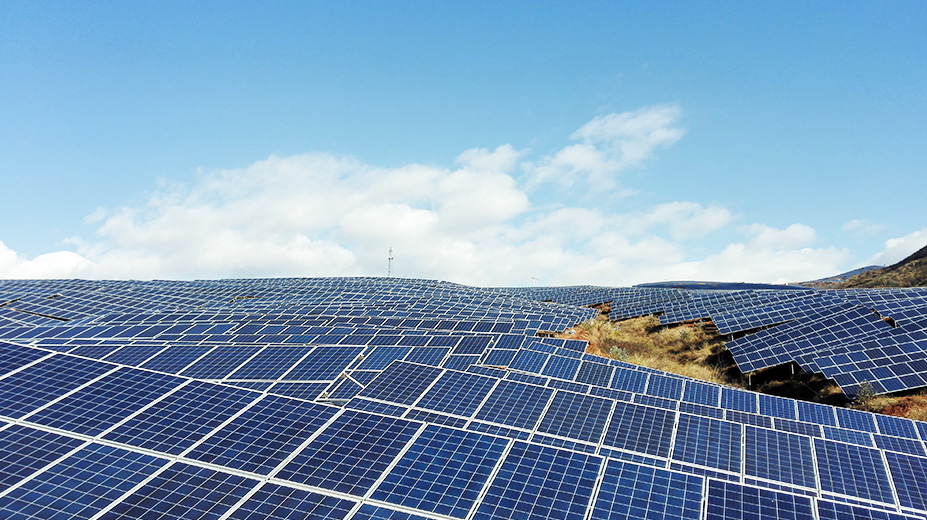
[1,105,865,285]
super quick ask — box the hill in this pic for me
[837,242,927,288]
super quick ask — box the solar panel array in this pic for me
[1,277,927,520]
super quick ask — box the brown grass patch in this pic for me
[559,316,738,387]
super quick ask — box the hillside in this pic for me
[837,242,927,288]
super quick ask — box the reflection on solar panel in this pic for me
[0,277,926,520]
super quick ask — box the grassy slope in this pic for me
[564,315,927,420]
[837,243,927,288]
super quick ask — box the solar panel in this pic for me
[744,426,816,489]
[1,278,927,519]
[228,482,356,520]
[185,394,337,474]
[603,401,676,458]
[590,459,704,520]
[370,424,510,518]
[472,379,554,430]
[535,390,613,443]
[0,423,87,489]
[474,441,602,520]
[275,409,420,495]
[26,367,185,436]
[0,443,168,520]
[705,480,815,520]
[814,438,896,504]
[102,380,261,455]
[99,462,258,519]
[671,414,742,473]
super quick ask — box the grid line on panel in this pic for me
[474,441,602,520]
[0,444,169,520]
[185,394,338,475]
[275,409,420,496]
[369,424,510,518]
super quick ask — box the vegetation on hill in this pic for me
[563,314,927,420]
[836,243,927,288]
[561,316,737,386]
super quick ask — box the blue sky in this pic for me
[1,1,925,285]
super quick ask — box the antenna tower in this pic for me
[388,247,394,277]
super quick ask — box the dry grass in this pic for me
[561,316,738,387]
[854,389,927,421]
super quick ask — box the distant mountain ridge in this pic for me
[836,242,927,288]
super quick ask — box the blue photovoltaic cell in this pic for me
[103,380,261,455]
[179,345,263,379]
[0,424,87,489]
[541,355,581,380]
[814,438,896,504]
[325,377,363,400]
[474,380,553,430]
[482,348,518,367]
[0,444,167,520]
[404,347,450,366]
[682,380,720,407]
[227,346,314,380]
[536,391,613,443]
[27,367,185,436]
[0,354,113,418]
[186,394,337,475]
[475,441,602,520]
[817,500,924,520]
[276,409,420,495]
[104,345,168,367]
[705,480,814,520]
[442,354,480,371]
[873,433,926,457]
[726,410,772,429]
[358,362,443,405]
[270,382,329,401]
[344,397,408,417]
[508,349,549,373]
[875,414,919,439]
[720,387,758,413]
[797,401,837,427]
[745,426,816,489]
[414,370,498,417]
[404,409,468,428]
[775,418,821,438]
[603,401,676,458]
[823,426,874,447]
[758,393,797,420]
[679,401,725,420]
[574,361,613,387]
[0,342,49,375]
[645,373,684,400]
[356,346,410,370]
[69,344,123,359]
[289,346,366,379]
[885,451,927,511]
[590,459,704,520]
[227,482,356,520]
[371,425,510,518]
[835,407,878,433]
[672,414,741,473]
[99,462,257,520]
[350,505,433,520]
[139,345,214,373]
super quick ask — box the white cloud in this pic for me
[0,108,859,286]
[0,240,96,279]
[842,218,885,235]
[524,104,684,187]
[862,228,927,266]
[742,223,816,250]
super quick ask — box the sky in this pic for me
[1,1,925,286]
